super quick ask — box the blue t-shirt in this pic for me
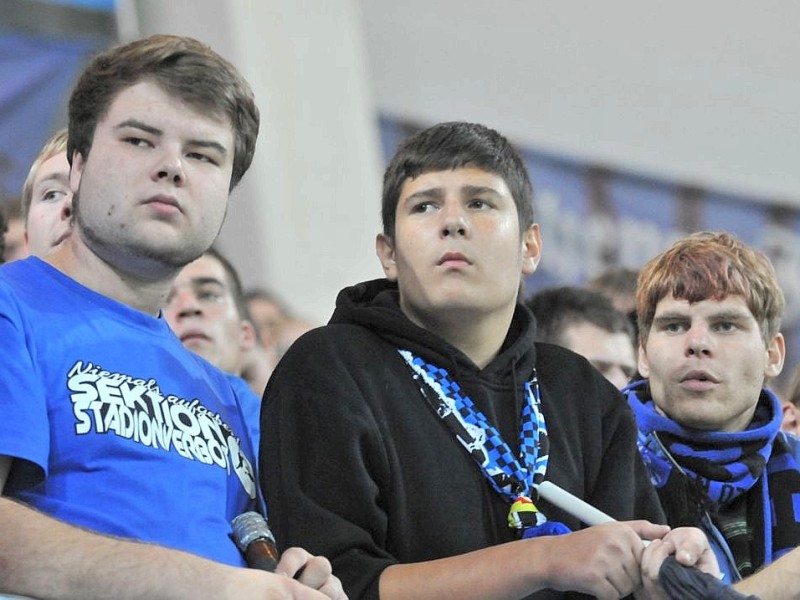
[0,257,259,566]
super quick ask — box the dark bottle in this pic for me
[230,511,280,572]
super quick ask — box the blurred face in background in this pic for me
[25,151,73,258]
[164,253,255,375]
[561,321,637,390]
[247,295,287,351]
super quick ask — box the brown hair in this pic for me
[68,34,259,190]
[636,231,784,346]
[381,122,534,239]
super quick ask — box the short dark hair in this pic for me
[381,122,534,238]
[68,34,259,190]
[527,286,635,346]
[587,267,639,299]
[204,247,249,321]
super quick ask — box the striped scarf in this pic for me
[626,381,800,576]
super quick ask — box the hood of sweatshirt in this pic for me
[329,278,538,387]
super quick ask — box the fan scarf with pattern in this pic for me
[626,380,800,575]
[399,349,570,539]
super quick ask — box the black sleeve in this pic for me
[259,329,395,600]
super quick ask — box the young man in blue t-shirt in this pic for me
[0,34,343,600]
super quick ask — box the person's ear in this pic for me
[781,402,799,434]
[239,320,257,352]
[765,333,786,379]
[376,233,398,281]
[70,151,85,195]
[637,343,651,378]
[520,224,542,276]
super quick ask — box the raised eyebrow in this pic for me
[403,187,445,206]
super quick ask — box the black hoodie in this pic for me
[260,279,664,600]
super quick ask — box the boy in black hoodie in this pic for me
[261,122,715,600]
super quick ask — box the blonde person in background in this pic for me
[20,129,73,258]
[2,129,73,263]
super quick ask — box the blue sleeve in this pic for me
[0,279,50,491]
